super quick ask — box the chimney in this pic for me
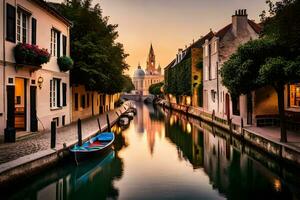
[232,9,248,36]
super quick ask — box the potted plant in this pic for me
[57,56,74,72]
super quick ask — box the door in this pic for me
[15,78,26,131]
[247,93,253,125]
[30,86,37,132]
[225,93,230,120]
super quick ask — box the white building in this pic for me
[0,0,72,141]
[132,44,164,96]
[203,9,261,124]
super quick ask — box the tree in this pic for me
[221,0,300,142]
[58,0,129,93]
[149,82,164,96]
[122,75,134,93]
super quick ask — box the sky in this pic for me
[51,0,268,76]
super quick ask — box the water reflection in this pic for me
[5,103,300,200]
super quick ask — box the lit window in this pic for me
[289,83,300,108]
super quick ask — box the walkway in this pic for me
[0,103,129,164]
[245,126,300,151]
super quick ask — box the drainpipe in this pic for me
[3,0,6,121]
[216,61,219,113]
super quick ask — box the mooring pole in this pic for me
[77,119,82,146]
[97,117,102,132]
[106,114,111,132]
[51,121,56,148]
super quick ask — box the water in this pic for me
[5,103,300,200]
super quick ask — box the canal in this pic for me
[5,103,300,200]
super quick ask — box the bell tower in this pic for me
[146,43,156,74]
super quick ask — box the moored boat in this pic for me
[118,117,130,126]
[122,112,134,120]
[70,132,115,162]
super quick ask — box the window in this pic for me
[87,93,90,107]
[17,10,29,43]
[81,95,86,108]
[214,41,218,53]
[50,78,61,109]
[31,18,37,45]
[288,83,300,108]
[211,90,216,102]
[75,93,78,111]
[232,96,240,116]
[50,29,60,57]
[6,4,16,42]
[62,83,67,106]
[62,35,67,56]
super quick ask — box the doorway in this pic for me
[15,78,27,131]
[225,93,230,120]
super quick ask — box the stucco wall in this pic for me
[254,86,278,116]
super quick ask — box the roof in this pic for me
[214,19,262,39]
[134,66,145,78]
[248,19,262,34]
[164,59,175,70]
[30,0,72,26]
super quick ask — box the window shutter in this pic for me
[50,80,52,108]
[62,35,67,56]
[6,4,16,42]
[56,79,61,107]
[57,32,61,57]
[75,93,78,111]
[31,18,37,45]
[62,83,67,106]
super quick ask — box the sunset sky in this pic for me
[51,0,268,76]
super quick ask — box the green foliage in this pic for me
[57,56,74,72]
[261,0,300,56]
[59,0,129,93]
[122,75,134,93]
[165,58,192,96]
[196,61,203,69]
[149,82,164,96]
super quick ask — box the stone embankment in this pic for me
[158,100,300,167]
[0,102,132,187]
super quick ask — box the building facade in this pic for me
[203,9,263,124]
[132,44,164,96]
[164,32,214,107]
[71,84,120,122]
[0,0,72,141]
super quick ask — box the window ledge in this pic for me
[50,107,63,111]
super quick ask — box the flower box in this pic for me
[14,43,50,67]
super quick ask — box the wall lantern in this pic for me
[38,76,44,89]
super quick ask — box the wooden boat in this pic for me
[128,107,137,115]
[70,132,115,162]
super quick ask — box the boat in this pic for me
[128,107,137,115]
[118,116,130,126]
[72,150,115,189]
[70,132,115,162]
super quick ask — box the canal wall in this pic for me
[160,102,300,167]
[0,102,132,188]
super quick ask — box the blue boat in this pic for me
[70,132,115,162]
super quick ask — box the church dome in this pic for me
[134,65,145,77]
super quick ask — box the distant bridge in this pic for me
[121,94,154,102]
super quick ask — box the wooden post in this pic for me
[212,110,215,122]
[51,121,56,148]
[241,118,244,137]
[106,114,111,132]
[229,119,233,134]
[77,119,82,146]
[116,112,119,117]
[97,117,102,132]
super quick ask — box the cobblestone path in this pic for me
[0,105,128,164]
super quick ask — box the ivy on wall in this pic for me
[164,58,192,97]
